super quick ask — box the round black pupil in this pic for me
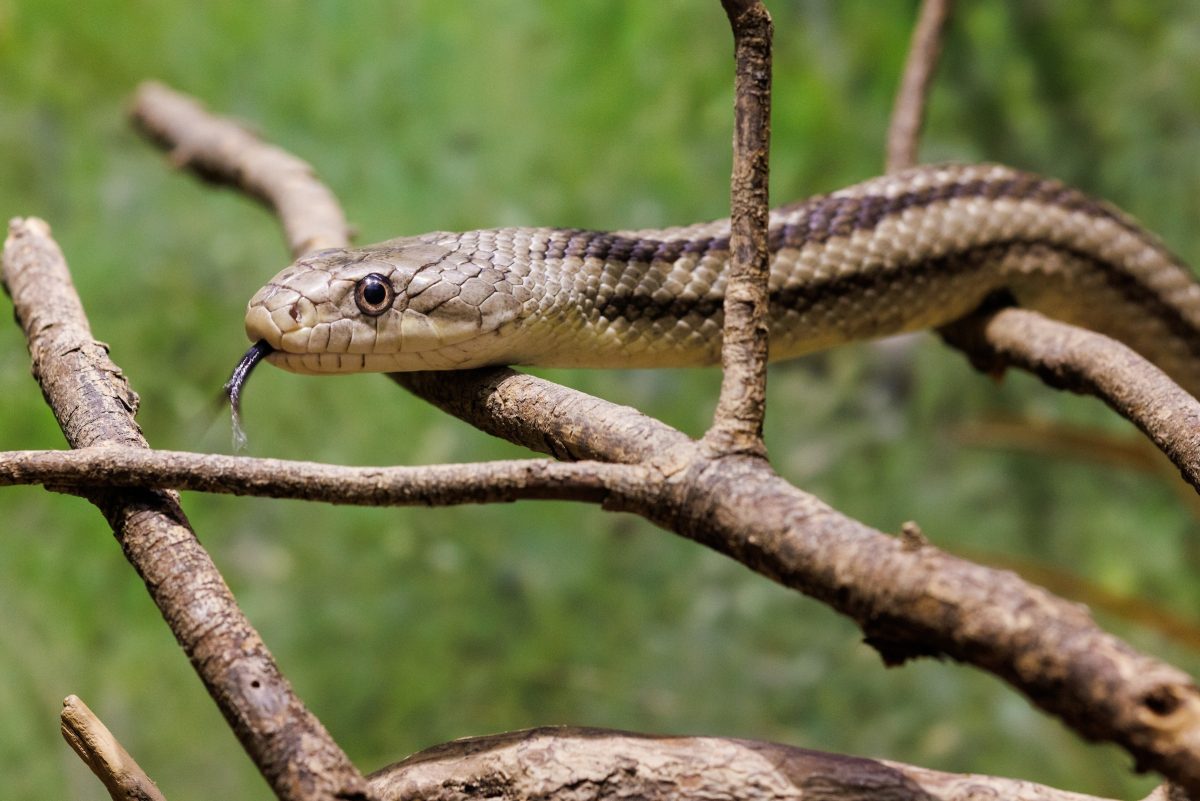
[362,279,387,306]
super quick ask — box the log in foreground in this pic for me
[368,726,1121,801]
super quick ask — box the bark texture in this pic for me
[367,727,1119,801]
[2,218,373,801]
[709,0,775,455]
[60,695,168,801]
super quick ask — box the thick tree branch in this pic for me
[886,0,954,172]
[638,455,1200,789]
[128,82,1200,792]
[707,0,773,456]
[391,368,693,466]
[941,307,1200,494]
[1,218,373,801]
[60,695,168,801]
[0,448,647,507]
[366,726,1119,801]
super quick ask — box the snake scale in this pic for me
[228,163,1200,402]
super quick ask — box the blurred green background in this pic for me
[3,1,1200,798]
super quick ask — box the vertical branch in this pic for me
[885,0,954,172]
[706,0,774,457]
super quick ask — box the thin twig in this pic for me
[0,448,647,507]
[60,695,168,801]
[706,0,774,457]
[368,726,1123,801]
[940,307,1200,494]
[886,0,954,172]
[2,218,373,801]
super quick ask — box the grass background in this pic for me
[3,1,1200,798]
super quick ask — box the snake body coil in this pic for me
[238,164,1200,395]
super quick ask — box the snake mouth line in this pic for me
[224,339,274,449]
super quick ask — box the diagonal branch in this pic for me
[130,82,350,257]
[940,307,1200,494]
[886,0,954,172]
[2,218,373,801]
[61,695,168,801]
[706,0,774,457]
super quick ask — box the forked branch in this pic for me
[127,79,1200,796]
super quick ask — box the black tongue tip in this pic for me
[225,340,274,450]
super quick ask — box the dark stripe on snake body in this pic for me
[587,239,1200,364]
[536,175,1123,267]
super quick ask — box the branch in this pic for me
[1,218,373,801]
[402,362,1200,793]
[366,726,1120,801]
[391,368,693,465]
[0,448,647,507]
[130,81,350,257]
[129,83,1200,792]
[940,307,1200,494]
[707,0,774,456]
[886,0,954,172]
[61,695,168,801]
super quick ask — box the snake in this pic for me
[227,163,1200,412]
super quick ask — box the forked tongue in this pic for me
[224,340,273,450]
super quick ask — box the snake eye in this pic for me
[354,273,395,317]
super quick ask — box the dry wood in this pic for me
[1,218,373,801]
[367,726,1121,801]
[941,307,1200,493]
[60,695,168,801]
[130,82,350,257]
[707,0,774,456]
[0,448,646,507]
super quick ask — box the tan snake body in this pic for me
[237,163,1200,395]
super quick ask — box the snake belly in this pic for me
[241,163,1200,394]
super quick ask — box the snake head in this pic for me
[243,235,528,373]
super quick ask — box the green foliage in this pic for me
[2,1,1200,798]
